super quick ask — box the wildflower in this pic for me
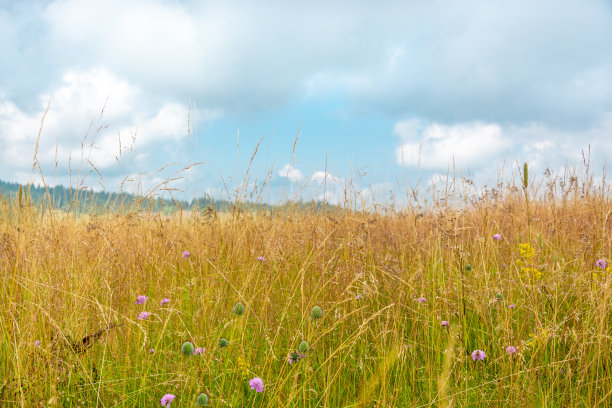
[194,347,206,356]
[441,320,449,327]
[160,298,170,306]
[138,311,151,320]
[518,243,535,259]
[249,377,264,393]
[149,348,155,354]
[135,295,148,305]
[287,351,306,364]
[196,393,208,406]
[508,304,516,309]
[34,340,41,347]
[495,292,504,301]
[311,306,323,319]
[160,393,176,407]
[181,341,195,356]
[237,356,250,378]
[493,234,502,241]
[182,250,190,259]
[506,346,517,355]
[415,297,427,303]
[595,258,607,269]
[256,256,266,262]
[471,349,486,361]
[355,293,363,300]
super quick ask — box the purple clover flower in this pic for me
[194,347,206,356]
[149,348,155,354]
[508,304,516,309]
[182,250,190,259]
[257,256,266,262]
[441,320,449,327]
[595,258,607,269]
[34,340,41,347]
[249,377,264,393]
[493,234,502,241]
[471,349,486,361]
[160,393,176,407]
[160,298,170,306]
[506,346,517,354]
[135,295,148,305]
[138,311,151,320]
[415,297,427,304]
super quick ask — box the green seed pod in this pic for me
[523,162,529,189]
[298,341,310,353]
[465,264,472,272]
[311,306,323,320]
[495,292,504,301]
[233,302,245,316]
[196,393,209,406]
[181,341,195,356]
[219,337,229,348]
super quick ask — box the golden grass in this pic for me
[0,169,610,407]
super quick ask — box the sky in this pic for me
[1,0,611,206]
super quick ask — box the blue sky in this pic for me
[1,0,611,205]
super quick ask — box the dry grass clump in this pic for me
[0,167,610,407]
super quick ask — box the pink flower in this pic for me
[194,347,206,356]
[595,258,607,269]
[149,348,155,354]
[138,311,151,320]
[493,234,502,241]
[415,297,427,303]
[160,393,176,407]
[506,346,517,354]
[257,256,266,262]
[182,250,190,259]
[249,377,264,392]
[508,304,516,309]
[471,349,486,361]
[160,298,170,306]
[441,320,449,327]
[135,295,148,305]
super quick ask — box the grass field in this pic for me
[0,167,610,407]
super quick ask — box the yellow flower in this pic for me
[518,243,535,259]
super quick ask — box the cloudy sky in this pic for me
[1,0,611,205]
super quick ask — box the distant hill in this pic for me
[0,180,330,214]
[0,179,231,214]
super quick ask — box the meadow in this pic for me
[0,166,610,407]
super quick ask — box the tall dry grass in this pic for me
[0,163,610,407]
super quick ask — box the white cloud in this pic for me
[278,164,304,182]
[0,67,219,189]
[395,120,509,169]
[394,115,612,186]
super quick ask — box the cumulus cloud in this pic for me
[0,67,219,191]
[395,120,509,169]
[278,164,304,182]
[394,115,612,183]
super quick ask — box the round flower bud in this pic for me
[196,393,209,406]
[219,337,229,348]
[298,341,310,353]
[311,306,323,320]
[233,302,245,316]
[181,341,195,356]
